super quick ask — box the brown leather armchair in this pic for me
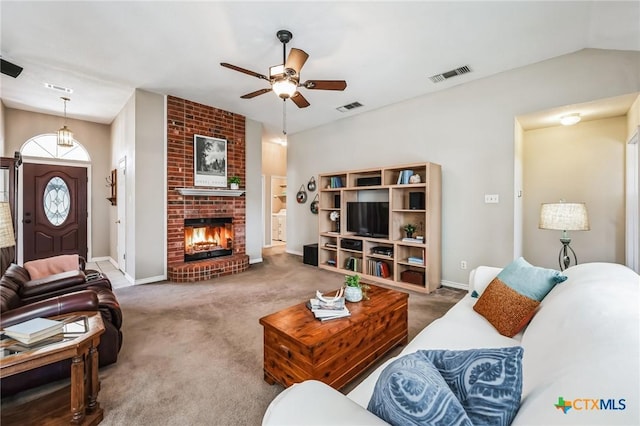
[0,263,123,396]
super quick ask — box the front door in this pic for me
[23,163,88,261]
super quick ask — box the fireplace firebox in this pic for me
[184,218,233,262]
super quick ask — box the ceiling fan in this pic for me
[221,30,347,109]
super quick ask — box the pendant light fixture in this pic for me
[57,96,74,147]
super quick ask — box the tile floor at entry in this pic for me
[86,260,131,289]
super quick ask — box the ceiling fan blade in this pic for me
[220,63,268,80]
[285,48,309,75]
[291,92,310,108]
[303,80,347,91]
[241,88,272,99]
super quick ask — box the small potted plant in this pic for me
[403,223,416,238]
[228,176,241,190]
[344,274,363,302]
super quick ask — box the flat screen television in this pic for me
[346,202,389,238]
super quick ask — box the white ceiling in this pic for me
[1,1,639,141]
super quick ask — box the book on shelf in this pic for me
[401,236,424,243]
[407,256,424,265]
[330,176,343,188]
[367,259,391,278]
[397,170,414,185]
[3,317,64,345]
[345,257,361,272]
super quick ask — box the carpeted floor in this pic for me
[3,250,465,425]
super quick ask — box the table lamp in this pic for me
[539,202,590,271]
[0,202,16,275]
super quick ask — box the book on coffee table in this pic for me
[3,317,64,345]
[306,299,350,321]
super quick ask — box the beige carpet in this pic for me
[4,251,465,425]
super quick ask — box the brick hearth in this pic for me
[166,96,249,282]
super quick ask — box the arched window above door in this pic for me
[20,134,90,162]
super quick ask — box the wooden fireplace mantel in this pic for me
[175,187,245,197]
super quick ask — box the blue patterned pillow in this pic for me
[422,347,524,426]
[367,352,472,426]
[497,257,566,301]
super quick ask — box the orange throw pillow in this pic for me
[473,278,540,337]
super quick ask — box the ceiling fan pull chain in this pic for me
[282,99,287,135]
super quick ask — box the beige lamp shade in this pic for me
[539,202,590,231]
[0,202,15,248]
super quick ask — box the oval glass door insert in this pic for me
[43,176,70,226]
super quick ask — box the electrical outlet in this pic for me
[460,260,467,270]
[484,194,499,204]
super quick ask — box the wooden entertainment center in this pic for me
[318,162,441,293]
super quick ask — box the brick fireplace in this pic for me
[166,96,249,282]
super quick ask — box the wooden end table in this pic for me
[1,312,105,425]
[259,284,408,390]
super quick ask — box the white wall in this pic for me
[133,89,165,281]
[246,118,263,263]
[288,49,640,285]
[523,117,627,269]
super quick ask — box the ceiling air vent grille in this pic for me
[44,83,73,94]
[429,65,472,83]
[337,101,363,113]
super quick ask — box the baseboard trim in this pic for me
[441,280,469,291]
[135,274,164,285]
[286,249,303,257]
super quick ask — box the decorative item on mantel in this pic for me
[228,176,241,190]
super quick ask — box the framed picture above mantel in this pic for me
[194,135,227,187]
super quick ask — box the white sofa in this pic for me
[262,262,639,425]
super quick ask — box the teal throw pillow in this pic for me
[367,352,472,426]
[497,257,566,301]
[423,346,524,426]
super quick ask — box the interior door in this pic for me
[23,163,87,261]
[117,158,126,272]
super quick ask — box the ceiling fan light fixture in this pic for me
[560,113,581,126]
[57,97,74,147]
[272,78,298,99]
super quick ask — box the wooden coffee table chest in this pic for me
[259,284,408,390]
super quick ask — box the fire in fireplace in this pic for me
[184,218,233,262]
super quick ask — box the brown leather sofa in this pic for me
[0,263,123,396]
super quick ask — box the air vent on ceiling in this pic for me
[1,58,23,78]
[336,101,363,113]
[44,83,73,94]
[429,65,472,83]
